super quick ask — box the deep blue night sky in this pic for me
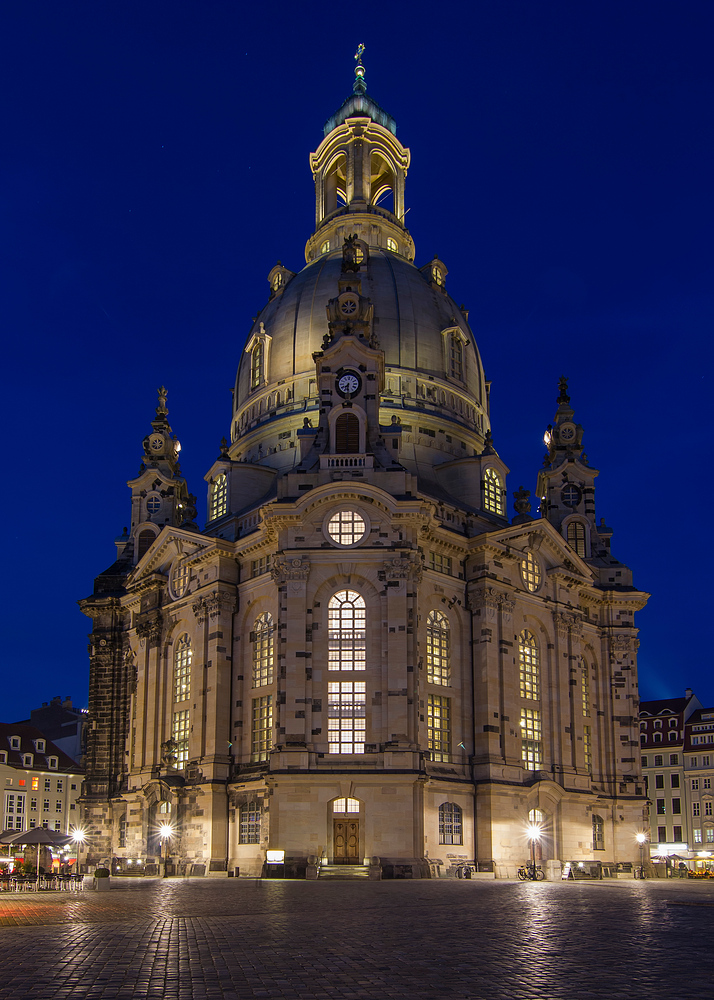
[2,1,713,721]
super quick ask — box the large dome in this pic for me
[230,248,491,495]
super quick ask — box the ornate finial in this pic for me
[513,486,532,516]
[219,436,229,459]
[353,43,366,94]
[157,386,168,416]
[557,376,570,405]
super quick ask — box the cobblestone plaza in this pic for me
[0,878,711,999]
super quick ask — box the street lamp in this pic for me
[636,832,648,877]
[71,829,86,875]
[527,823,542,877]
[159,823,172,878]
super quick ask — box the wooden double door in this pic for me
[333,818,360,863]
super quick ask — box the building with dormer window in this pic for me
[79,54,649,879]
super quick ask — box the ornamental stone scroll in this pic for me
[271,555,311,585]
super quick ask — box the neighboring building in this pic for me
[13,696,88,766]
[640,691,714,872]
[79,58,649,877]
[0,723,84,835]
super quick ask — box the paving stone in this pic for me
[0,878,712,998]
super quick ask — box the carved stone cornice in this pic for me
[467,586,512,614]
[136,614,162,646]
[609,632,640,654]
[552,610,583,640]
[271,555,311,585]
[382,554,422,584]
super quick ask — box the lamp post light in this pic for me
[71,829,86,875]
[159,824,173,878]
[527,823,542,878]
[636,832,648,878]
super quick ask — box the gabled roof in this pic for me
[0,723,84,773]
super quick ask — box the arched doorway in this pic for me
[332,797,361,864]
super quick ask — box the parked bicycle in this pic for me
[517,863,545,881]
[454,862,477,879]
[633,865,646,879]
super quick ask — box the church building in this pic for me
[80,54,649,878]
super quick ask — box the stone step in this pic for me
[318,864,371,879]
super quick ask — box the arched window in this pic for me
[137,529,155,560]
[581,664,590,717]
[252,613,274,688]
[173,634,192,703]
[428,695,451,761]
[209,473,227,520]
[654,733,662,743]
[519,630,539,701]
[483,468,504,516]
[438,802,462,845]
[239,801,261,844]
[567,521,586,557]
[592,814,604,851]
[335,412,360,453]
[333,797,360,814]
[669,731,678,742]
[328,591,366,671]
[449,334,463,380]
[251,342,263,390]
[426,610,450,686]
[528,808,545,825]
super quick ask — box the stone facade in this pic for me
[80,61,649,877]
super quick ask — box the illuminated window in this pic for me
[583,725,592,771]
[707,828,714,843]
[521,709,542,770]
[449,334,463,380]
[581,666,590,717]
[694,828,702,843]
[567,521,586,557]
[427,695,451,762]
[251,696,272,762]
[483,468,504,515]
[429,552,452,575]
[328,591,366,671]
[172,711,189,767]
[529,808,545,825]
[171,561,190,599]
[328,682,366,754]
[438,802,462,845]
[173,634,192,703]
[210,474,228,520]
[239,802,261,844]
[519,630,539,701]
[432,265,443,285]
[320,240,330,254]
[426,610,450,686]
[386,237,398,252]
[272,272,283,291]
[327,510,366,546]
[31,777,38,791]
[252,613,275,688]
[333,797,360,814]
[592,815,604,851]
[521,552,541,592]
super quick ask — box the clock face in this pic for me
[337,372,360,396]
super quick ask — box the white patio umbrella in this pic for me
[0,828,73,889]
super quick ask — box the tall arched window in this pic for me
[328,591,366,671]
[449,334,463,380]
[239,802,260,844]
[519,630,539,701]
[137,529,156,560]
[426,610,450,686]
[252,613,274,688]
[439,802,462,845]
[592,814,604,851]
[173,634,192,703]
[327,590,367,754]
[567,520,586,557]
[210,474,227,520]
[250,342,263,390]
[483,468,504,515]
[335,413,360,453]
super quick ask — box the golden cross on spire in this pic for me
[354,43,365,64]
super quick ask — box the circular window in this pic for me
[561,484,581,507]
[521,551,542,592]
[326,509,367,546]
[146,496,161,515]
